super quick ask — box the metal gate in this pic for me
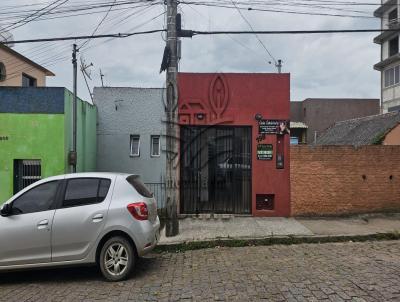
[180,126,251,214]
[13,159,42,194]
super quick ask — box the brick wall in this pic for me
[291,145,400,216]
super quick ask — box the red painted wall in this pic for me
[178,73,291,217]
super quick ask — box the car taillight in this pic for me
[127,202,148,221]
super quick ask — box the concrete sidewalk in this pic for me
[159,214,400,245]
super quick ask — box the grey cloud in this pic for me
[8,0,381,102]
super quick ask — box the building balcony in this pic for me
[374,0,397,18]
[374,22,400,44]
[374,53,400,71]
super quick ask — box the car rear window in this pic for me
[126,175,152,198]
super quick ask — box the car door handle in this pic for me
[92,214,104,223]
[37,219,49,230]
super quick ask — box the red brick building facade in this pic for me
[291,145,400,216]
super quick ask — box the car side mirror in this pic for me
[0,203,11,217]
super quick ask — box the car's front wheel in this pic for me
[99,236,136,282]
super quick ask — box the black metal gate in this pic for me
[180,126,251,214]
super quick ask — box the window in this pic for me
[126,175,153,198]
[98,179,111,200]
[62,178,111,208]
[13,159,41,194]
[389,9,398,23]
[389,105,400,112]
[11,181,59,215]
[384,65,400,87]
[0,62,6,81]
[151,136,160,157]
[389,36,399,57]
[130,135,140,157]
[22,73,37,87]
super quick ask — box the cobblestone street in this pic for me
[0,241,399,302]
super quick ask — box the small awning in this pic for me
[290,122,308,129]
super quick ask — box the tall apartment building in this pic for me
[374,0,400,112]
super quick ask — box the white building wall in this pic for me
[382,10,389,30]
[383,41,389,60]
[383,87,400,111]
[94,87,166,184]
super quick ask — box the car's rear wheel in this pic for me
[99,236,135,282]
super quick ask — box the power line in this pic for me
[79,5,163,54]
[2,7,166,79]
[78,0,117,49]
[182,2,266,61]
[4,0,70,31]
[2,28,398,46]
[230,0,277,65]
[179,1,376,19]
[191,29,396,35]
[0,29,166,45]
[0,1,160,26]
[184,0,374,16]
[1,27,397,50]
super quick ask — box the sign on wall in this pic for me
[257,144,273,160]
[259,120,290,135]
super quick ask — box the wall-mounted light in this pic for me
[255,113,263,121]
[196,113,205,120]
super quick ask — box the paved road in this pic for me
[0,241,399,301]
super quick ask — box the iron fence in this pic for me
[145,182,166,209]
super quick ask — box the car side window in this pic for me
[11,181,60,215]
[98,179,111,201]
[62,178,111,208]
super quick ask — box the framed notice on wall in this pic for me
[257,144,273,160]
[259,120,290,135]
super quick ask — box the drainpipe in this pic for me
[69,44,78,173]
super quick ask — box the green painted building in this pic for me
[0,87,96,203]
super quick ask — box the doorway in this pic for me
[180,126,251,214]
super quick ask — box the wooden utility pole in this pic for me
[165,0,179,236]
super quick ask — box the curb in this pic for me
[154,232,400,253]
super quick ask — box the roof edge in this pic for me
[0,44,55,76]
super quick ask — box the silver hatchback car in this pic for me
[0,172,160,281]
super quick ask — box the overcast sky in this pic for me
[3,0,381,102]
